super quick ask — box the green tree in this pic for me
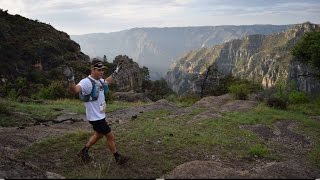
[146,78,174,101]
[140,66,152,93]
[141,66,150,81]
[198,63,220,97]
[103,55,107,62]
[292,31,320,78]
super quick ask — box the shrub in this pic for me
[199,74,262,97]
[165,94,178,102]
[228,83,250,100]
[176,93,201,107]
[0,100,11,116]
[7,89,18,100]
[273,79,298,101]
[37,81,67,100]
[145,78,175,101]
[106,90,115,104]
[0,84,8,97]
[36,87,50,100]
[288,91,309,104]
[250,86,277,102]
[315,95,320,105]
[248,144,269,158]
[266,97,287,110]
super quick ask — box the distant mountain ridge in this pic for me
[71,25,292,80]
[165,22,320,95]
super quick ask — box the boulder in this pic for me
[113,92,152,102]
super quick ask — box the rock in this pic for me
[112,55,150,93]
[131,115,138,120]
[164,160,251,179]
[54,112,84,123]
[46,171,65,179]
[248,93,264,102]
[192,94,232,109]
[155,99,176,107]
[166,23,320,96]
[64,120,74,124]
[113,92,152,102]
[115,119,124,124]
[220,100,259,112]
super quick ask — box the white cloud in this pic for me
[0,0,319,34]
[0,0,27,15]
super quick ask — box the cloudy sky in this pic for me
[1,0,320,35]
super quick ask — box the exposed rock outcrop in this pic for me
[166,22,320,95]
[113,92,152,102]
[71,25,291,79]
[112,55,147,92]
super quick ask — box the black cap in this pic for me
[91,59,105,69]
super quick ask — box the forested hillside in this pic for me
[0,10,90,98]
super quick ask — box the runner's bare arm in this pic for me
[105,76,113,85]
[105,63,122,85]
[69,82,81,94]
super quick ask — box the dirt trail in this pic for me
[1,95,319,179]
[0,99,180,178]
[164,120,319,179]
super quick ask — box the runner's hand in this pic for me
[114,63,123,74]
[63,65,75,81]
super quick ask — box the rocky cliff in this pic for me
[71,25,292,80]
[166,22,320,95]
[112,55,146,92]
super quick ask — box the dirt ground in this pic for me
[1,95,320,179]
[164,120,319,179]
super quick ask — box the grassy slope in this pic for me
[0,99,143,127]
[3,99,319,178]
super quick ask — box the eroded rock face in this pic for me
[112,55,146,92]
[71,25,291,80]
[166,23,320,95]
